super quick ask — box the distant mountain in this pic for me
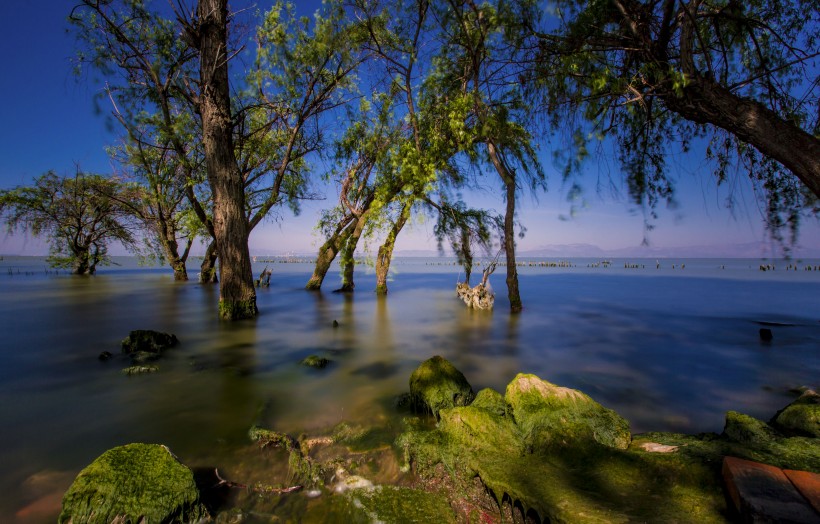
[521,241,820,259]
[519,243,607,257]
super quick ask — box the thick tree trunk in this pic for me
[306,215,358,290]
[199,240,219,284]
[337,214,367,292]
[488,143,522,313]
[375,202,411,295]
[197,0,256,319]
[663,77,820,199]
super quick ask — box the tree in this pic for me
[522,0,819,245]
[428,0,546,312]
[108,135,200,281]
[0,171,138,275]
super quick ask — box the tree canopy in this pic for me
[0,171,138,274]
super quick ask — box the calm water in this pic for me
[0,255,818,520]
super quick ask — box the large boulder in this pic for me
[409,356,475,417]
[771,390,820,438]
[59,443,206,524]
[505,373,631,450]
[121,330,178,355]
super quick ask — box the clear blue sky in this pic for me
[1,1,818,257]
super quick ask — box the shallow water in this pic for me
[0,256,818,520]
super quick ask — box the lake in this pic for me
[1,255,818,521]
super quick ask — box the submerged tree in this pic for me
[521,0,819,245]
[428,0,546,312]
[0,171,138,275]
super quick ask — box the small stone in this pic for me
[639,442,679,453]
[332,320,339,328]
[301,355,330,369]
[759,328,773,341]
[98,351,113,361]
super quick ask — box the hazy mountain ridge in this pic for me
[390,241,820,259]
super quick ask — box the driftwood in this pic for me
[255,266,272,287]
[456,259,497,310]
[213,468,302,494]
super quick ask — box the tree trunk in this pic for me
[375,201,411,295]
[197,0,256,319]
[337,214,367,292]
[159,226,189,281]
[663,77,820,199]
[199,240,219,283]
[306,215,358,290]
[487,142,522,313]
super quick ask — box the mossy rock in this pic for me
[59,443,206,523]
[771,390,820,438]
[409,355,474,417]
[438,405,523,455]
[723,411,779,445]
[721,411,820,472]
[301,485,456,523]
[345,486,456,523]
[470,387,509,417]
[505,373,631,450]
[301,355,330,369]
[121,330,178,354]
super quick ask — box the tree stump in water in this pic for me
[456,259,496,310]
[456,282,494,309]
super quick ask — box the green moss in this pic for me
[505,373,631,451]
[344,486,456,523]
[332,422,395,452]
[122,365,159,375]
[298,485,455,523]
[375,284,388,295]
[301,355,331,369]
[409,356,474,417]
[772,390,820,438]
[218,298,258,320]
[59,443,206,524]
[470,387,509,417]
[723,411,779,445]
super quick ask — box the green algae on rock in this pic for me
[505,373,632,451]
[59,443,206,524]
[409,355,474,417]
[300,355,331,369]
[771,389,820,438]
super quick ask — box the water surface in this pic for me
[1,256,818,520]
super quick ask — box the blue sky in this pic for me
[1,1,818,257]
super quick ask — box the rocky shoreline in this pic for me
[59,355,819,523]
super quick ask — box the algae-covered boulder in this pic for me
[771,390,820,438]
[121,330,178,354]
[470,387,509,418]
[301,355,330,369]
[59,443,206,524]
[723,411,779,445]
[505,373,631,450]
[409,356,474,417]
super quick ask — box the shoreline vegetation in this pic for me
[59,356,819,523]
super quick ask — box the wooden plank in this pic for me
[785,469,820,517]
[722,456,820,523]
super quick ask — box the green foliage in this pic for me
[525,0,819,247]
[0,171,138,274]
